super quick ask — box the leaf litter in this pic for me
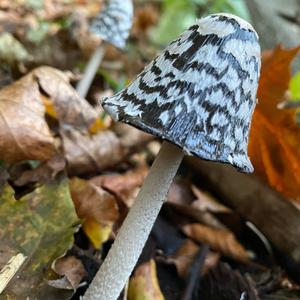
[0,1,300,300]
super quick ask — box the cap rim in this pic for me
[103,103,254,173]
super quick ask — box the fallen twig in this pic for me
[0,253,27,294]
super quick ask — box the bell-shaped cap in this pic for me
[102,13,261,173]
[90,0,133,49]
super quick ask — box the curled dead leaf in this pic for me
[0,71,56,162]
[14,154,66,186]
[190,185,231,214]
[0,64,100,164]
[90,166,148,207]
[69,177,119,226]
[49,256,87,290]
[63,123,153,176]
[63,129,126,175]
[69,177,119,248]
[182,224,250,263]
[34,66,97,130]
[167,182,228,230]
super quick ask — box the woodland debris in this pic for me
[187,158,300,282]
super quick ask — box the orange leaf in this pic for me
[83,219,112,249]
[88,117,108,134]
[249,45,300,201]
[41,94,58,119]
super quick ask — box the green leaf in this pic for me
[208,0,250,20]
[26,21,50,44]
[98,68,127,92]
[150,0,250,46]
[150,0,197,45]
[25,0,44,10]
[0,179,79,299]
[0,33,30,64]
[289,71,300,100]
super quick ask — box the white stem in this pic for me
[83,141,184,300]
[76,45,106,98]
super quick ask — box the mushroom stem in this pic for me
[83,141,184,300]
[76,45,106,97]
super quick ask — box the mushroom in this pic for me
[83,13,261,300]
[76,0,133,97]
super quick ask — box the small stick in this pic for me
[76,45,106,98]
[181,245,210,300]
[0,253,27,294]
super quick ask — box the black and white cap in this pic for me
[90,0,133,49]
[102,13,261,173]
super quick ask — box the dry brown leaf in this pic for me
[0,65,102,164]
[182,224,250,262]
[167,180,195,206]
[167,182,228,230]
[64,123,153,176]
[0,10,24,34]
[32,67,132,176]
[131,5,159,38]
[69,8,102,56]
[14,154,66,186]
[128,259,164,300]
[69,177,119,248]
[63,129,126,175]
[0,0,101,29]
[191,185,231,214]
[0,71,56,162]
[90,166,148,207]
[69,177,119,226]
[34,66,97,130]
[167,239,220,278]
[49,256,87,290]
[114,123,153,149]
